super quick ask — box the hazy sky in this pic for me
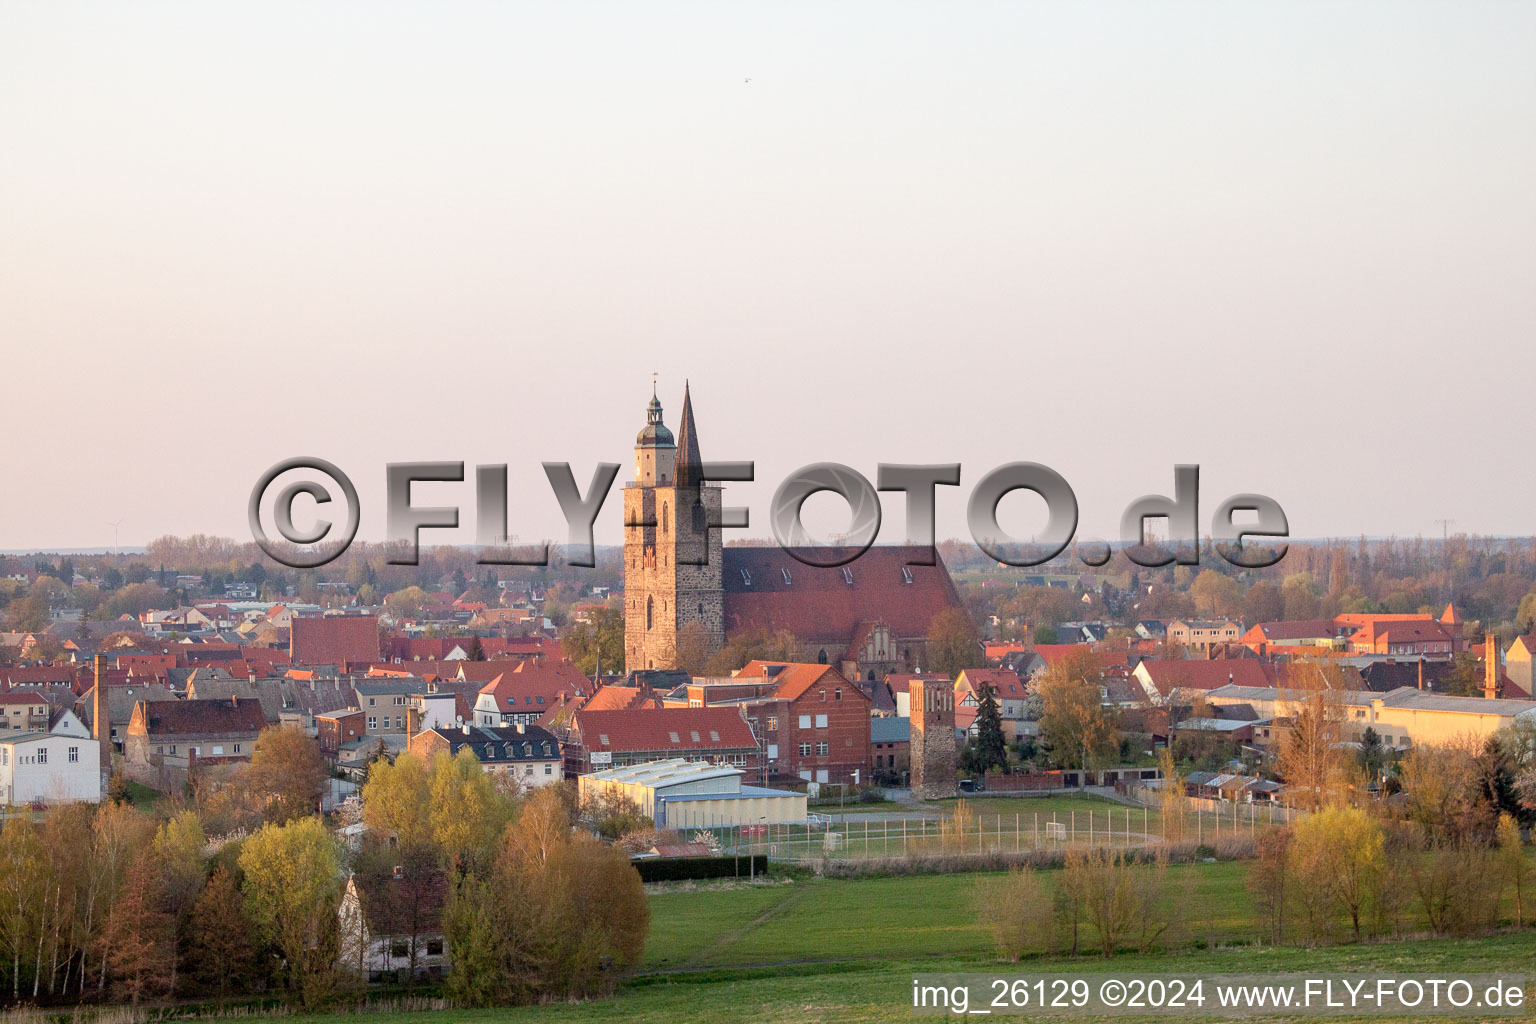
[3,3,1534,553]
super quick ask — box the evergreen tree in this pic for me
[975,683,1008,774]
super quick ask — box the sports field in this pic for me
[720,794,1284,861]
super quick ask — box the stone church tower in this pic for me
[623,383,725,671]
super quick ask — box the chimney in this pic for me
[1484,633,1499,700]
[406,705,421,736]
[516,721,526,735]
[92,654,110,791]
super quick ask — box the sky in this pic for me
[3,3,1534,554]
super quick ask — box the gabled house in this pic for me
[408,723,562,786]
[122,696,267,790]
[339,869,449,982]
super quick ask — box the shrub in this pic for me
[635,855,770,883]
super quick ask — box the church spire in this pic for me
[673,380,703,487]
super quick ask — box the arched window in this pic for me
[646,596,653,630]
[698,601,704,618]
[867,669,876,682]
[817,649,827,664]
[661,502,669,534]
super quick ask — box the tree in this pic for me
[1275,664,1347,811]
[973,684,1007,774]
[184,865,257,1002]
[672,620,714,678]
[1036,649,1118,773]
[443,789,648,1006]
[153,810,206,993]
[385,586,429,623]
[243,727,329,824]
[1247,826,1290,944]
[1190,570,1242,620]
[704,627,800,676]
[1517,593,1536,635]
[926,608,980,678]
[1358,726,1389,782]
[238,818,343,1007]
[1496,812,1528,927]
[1404,835,1500,937]
[1243,581,1284,626]
[100,855,175,1006]
[1400,740,1491,843]
[362,751,433,855]
[1156,747,1188,842]
[1289,806,1384,942]
[1062,848,1180,958]
[429,749,514,876]
[562,606,626,675]
[977,867,1051,960]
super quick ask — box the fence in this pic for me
[1120,782,1303,824]
[689,802,1286,863]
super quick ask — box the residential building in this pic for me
[408,723,562,786]
[339,870,449,982]
[0,729,101,806]
[736,661,872,785]
[567,706,758,775]
[122,697,267,789]
[1166,619,1242,652]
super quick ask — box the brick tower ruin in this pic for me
[909,676,957,799]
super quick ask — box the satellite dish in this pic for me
[455,715,464,726]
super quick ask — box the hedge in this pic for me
[634,855,770,882]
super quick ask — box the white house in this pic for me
[0,728,101,806]
[337,870,449,982]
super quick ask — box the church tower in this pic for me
[623,382,726,671]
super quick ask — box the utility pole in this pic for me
[1434,518,1455,602]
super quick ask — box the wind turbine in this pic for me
[107,520,123,557]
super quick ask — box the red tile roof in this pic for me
[477,663,589,709]
[736,661,863,703]
[351,870,447,936]
[1135,659,1272,697]
[575,707,756,754]
[1240,619,1338,643]
[130,697,267,737]
[291,616,380,668]
[580,684,664,713]
[721,546,964,644]
[956,668,1026,699]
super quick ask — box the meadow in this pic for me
[276,857,1536,1024]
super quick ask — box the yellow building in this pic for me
[1205,683,1536,751]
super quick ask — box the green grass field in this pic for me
[273,860,1536,1024]
[292,935,1536,1024]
